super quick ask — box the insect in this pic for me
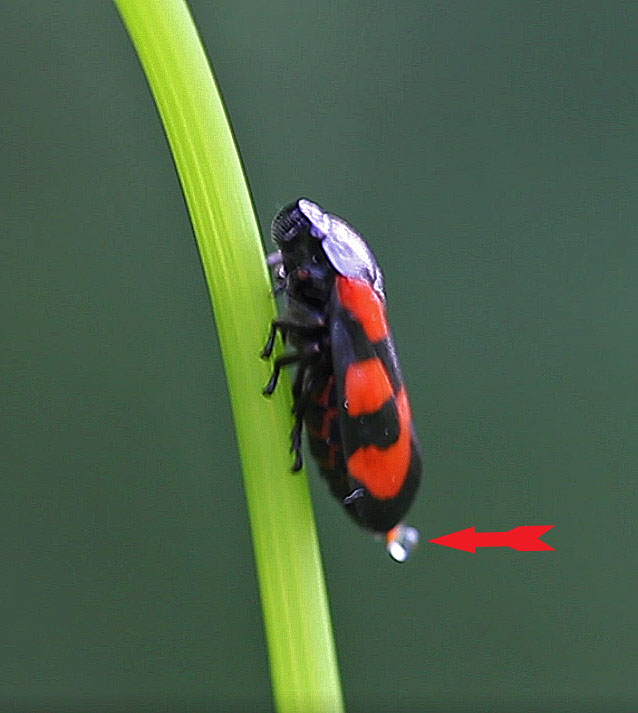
[262,199,421,561]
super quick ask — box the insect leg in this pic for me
[291,358,307,402]
[262,344,320,396]
[266,251,283,267]
[289,368,319,472]
[261,312,325,359]
[261,320,286,359]
[262,353,302,395]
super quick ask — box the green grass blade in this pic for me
[112,1,344,711]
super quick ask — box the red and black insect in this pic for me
[262,199,421,561]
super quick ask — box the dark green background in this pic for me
[3,2,637,711]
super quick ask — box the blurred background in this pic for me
[2,2,637,711]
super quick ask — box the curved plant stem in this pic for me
[112,1,344,712]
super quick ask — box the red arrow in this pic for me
[429,526,554,553]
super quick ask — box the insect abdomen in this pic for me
[304,371,351,502]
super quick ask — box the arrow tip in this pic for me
[429,526,476,553]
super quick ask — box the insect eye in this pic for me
[296,268,310,280]
[271,202,312,244]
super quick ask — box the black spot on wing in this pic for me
[372,338,403,394]
[341,400,399,451]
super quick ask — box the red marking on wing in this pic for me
[344,358,393,417]
[321,407,338,441]
[336,275,388,342]
[327,443,341,469]
[347,387,413,499]
[317,375,334,408]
